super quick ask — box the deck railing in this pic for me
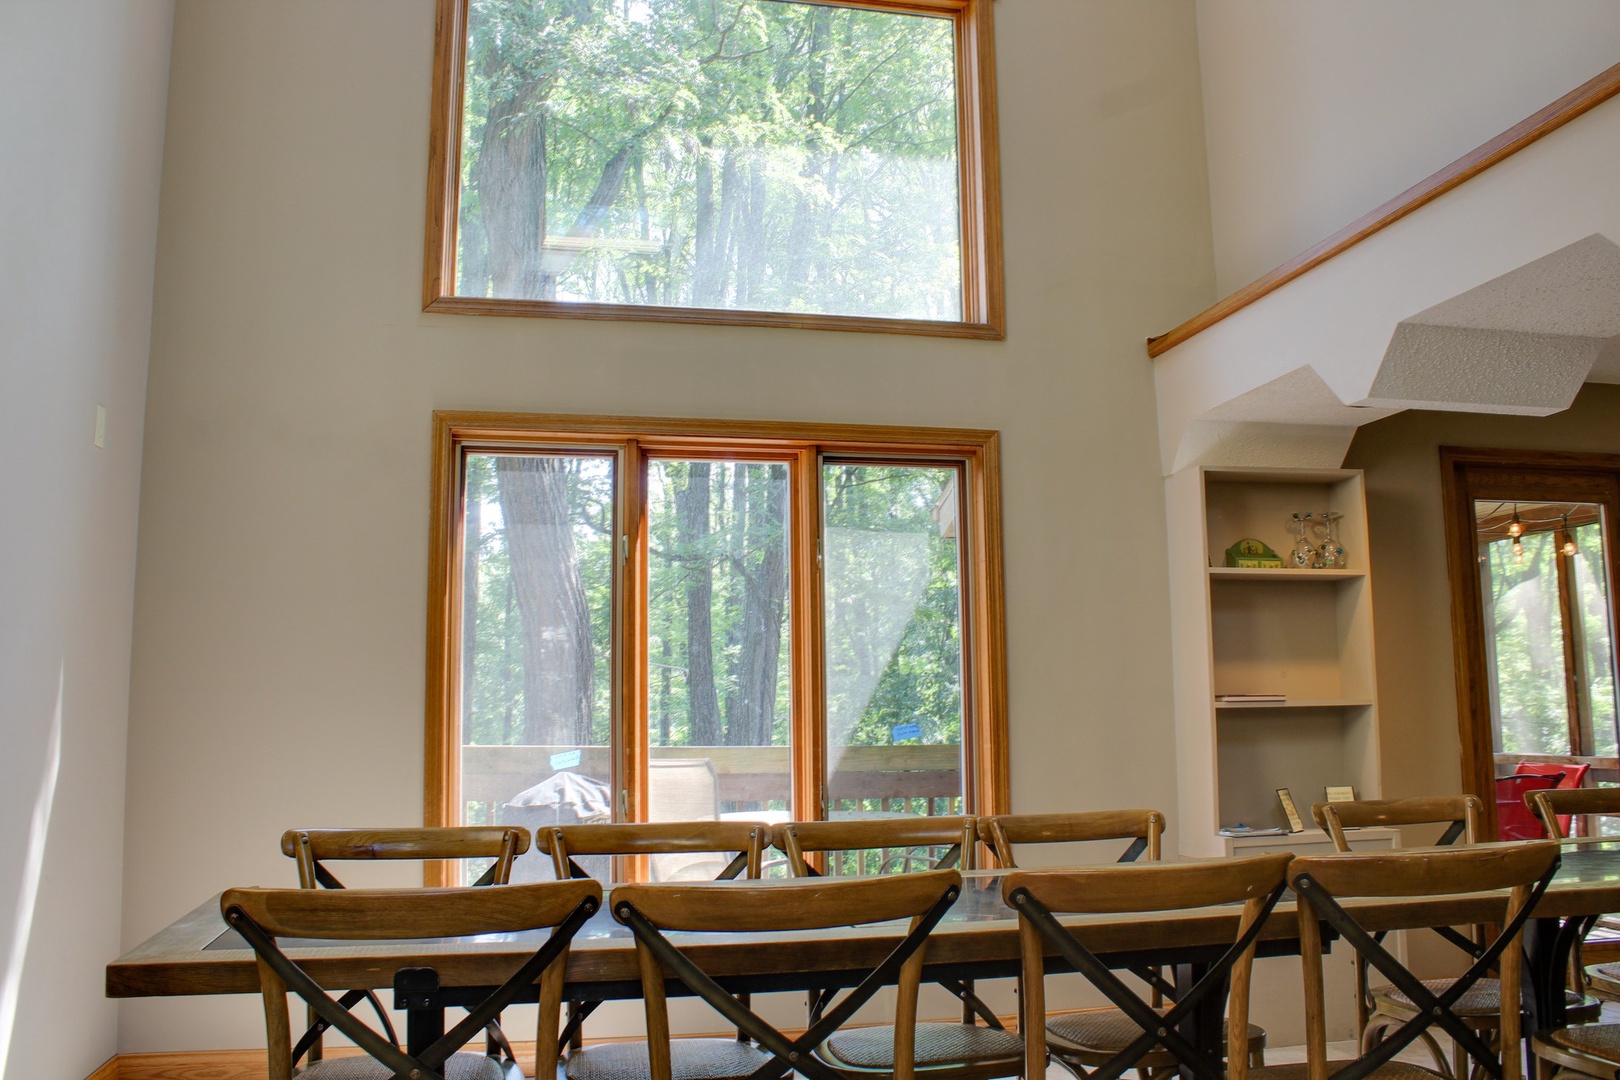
[462,743,963,817]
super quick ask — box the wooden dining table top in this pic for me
[106,845,1620,1002]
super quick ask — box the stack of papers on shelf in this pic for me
[1215,693,1286,703]
[1218,825,1290,837]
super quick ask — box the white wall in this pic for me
[1196,0,1620,295]
[0,1,173,1076]
[118,0,1215,1052]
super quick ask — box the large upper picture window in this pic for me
[424,0,1003,337]
[426,413,1008,882]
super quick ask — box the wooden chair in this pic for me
[280,826,531,1064]
[1003,850,1291,1080]
[612,870,966,1080]
[1530,787,1620,1004]
[774,817,1024,1080]
[223,878,600,1080]
[1314,795,1559,1077]
[1260,841,1560,1080]
[537,821,772,1080]
[981,810,1268,1075]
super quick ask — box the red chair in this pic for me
[1496,772,1563,840]
[1515,761,1591,836]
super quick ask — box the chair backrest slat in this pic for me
[978,809,1163,867]
[226,879,598,939]
[536,820,767,880]
[1530,786,1620,839]
[773,816,976,876]
[281,826,529,888]
[613,870,958,932]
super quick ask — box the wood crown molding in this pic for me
[1147,59,1620,359]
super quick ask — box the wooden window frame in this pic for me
[1440,446,1620,837]
[422,0,1004,339]
[425,412,1008,882]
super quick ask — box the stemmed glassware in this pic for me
[1290,513,1319,568]
[1318,511,1346,569]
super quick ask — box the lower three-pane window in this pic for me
[429,415,1006,880]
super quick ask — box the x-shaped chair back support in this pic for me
[1287,841,1560,1080]
[223,879,600,1080]
[612,869,962,1080]
[1003,851,1291,1080]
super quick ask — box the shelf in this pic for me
[1208,567,1365,581]
[1221,826,1398,850]
[1215,698,1373,710]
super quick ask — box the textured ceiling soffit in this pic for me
[1356,234,1620,413]
[1173,420,1360,474]
[1200,365,1400,427]
[1366,324,1598,414]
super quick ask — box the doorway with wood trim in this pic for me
[1441,448,1620,839]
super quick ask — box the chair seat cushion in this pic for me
[819,1022,1025,1070]
[1375,978,1583,1016]
[1251,1061,1444,1080]
[566,1038,773,1080]
[1549,1023,1620,1062]
[1047,1008,1265,1054]
[302,1051,511,1080]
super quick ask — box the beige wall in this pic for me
[0,2,173,1076]
[1345,384,1620,804]
[119,0,1215,1051]
[1195,0,1620,294]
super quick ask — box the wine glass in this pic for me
[1290,512,1319,568]
[1318,511,1346,569]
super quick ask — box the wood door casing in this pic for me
[1440,447,1620,838]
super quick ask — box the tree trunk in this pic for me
[495,456,595,746]
[472,82,550,299]
[728,465,788,746]
[675,463,721,745]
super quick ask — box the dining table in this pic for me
[106,846,1620,1061]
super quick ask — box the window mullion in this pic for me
[791,448,825,822]
[620,439,648,825]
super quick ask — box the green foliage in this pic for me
[458,0,962,319]
[1487,522,1620,758]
